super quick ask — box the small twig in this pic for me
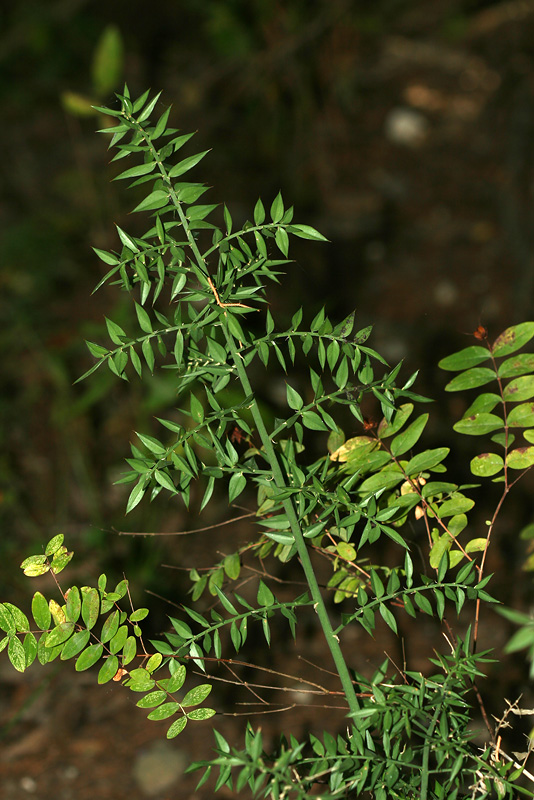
[116,510,256,537]
[207,275,254,310]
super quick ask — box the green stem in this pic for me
[145,117,361,715]
[223,325,361,717]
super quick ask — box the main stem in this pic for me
[224,326,361,717]
[153,130,361,716]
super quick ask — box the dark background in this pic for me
[2,1,534,798]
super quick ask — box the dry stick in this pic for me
[116,510,256,537]
[184,654,343,695]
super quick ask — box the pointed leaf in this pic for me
[133,190,169,213]
[168,151,210,178]
[390,413,428,457]
[287,224,328,242]
[114,161,156,181]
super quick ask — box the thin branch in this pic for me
[116,511,256,537]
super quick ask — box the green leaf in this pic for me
[492,322,534,357]
[379,604,398,634]
[45,533,65,556]
[287,224,328,242]
[126,480,146,514]
[470,452,504,477]
[437,494,474,518]
[167,716,188,738]
[275,227,289,256]
[75,643,103,671]
[93,247,120,266]
[8,636,26,673]
[337,542,357,561]
[130,608,149,622]
[168,150,210,178]
[302,411,329,431]
[228,472,246,503]
[465,538,487,553]
[101,610,120,643]
[190,394,204,423]
[359,469,404,495]
[137,691,167,708]
[21,559,50,577]
[51,548,73,575]
[98,655,119,684]
[60,629,91,660]
[223,553,241,581]
[378,404,414,438]
[445,367,496,392]
[167,664,187,693]
[286,383,303,411]
[181,683,212,707]
[429,534,453,569]
[390,413,428,456]
[503,376,534,402]
[46,622,74,648]
[116,225,139,253]
[133,190,169,213]
[438,346,490,371]
[254,198,265,225]
[270,192,284,223]
[498,353,534,378]
[453,413,503,436]
[65,586,81,623]
[187,707,216,720]
[147,701,180,720]
[135,302,153,333]
[507,403,534,428]
[32,592,51,630]
[121,636,137,666]
[405,447,449,475]
[109,625,128,654]
[81,588,100,630]
[105,317,127,345]
[257,580,275,607]
[507,447,534,469]
[2,603,29,633]
[114,161,156,181]
[23,632,37,668]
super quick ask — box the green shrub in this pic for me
[3,87,534,799]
